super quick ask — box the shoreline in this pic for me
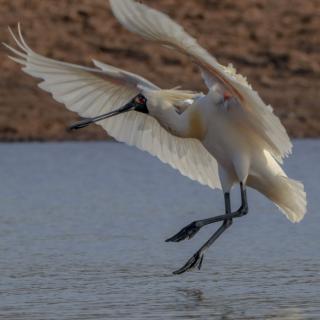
[1,0,319,140]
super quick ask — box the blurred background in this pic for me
[0,0,319,141]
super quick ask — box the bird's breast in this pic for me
[186,109,206,140]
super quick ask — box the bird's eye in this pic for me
[135,95,146,105]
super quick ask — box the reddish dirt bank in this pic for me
[0,0,319,141]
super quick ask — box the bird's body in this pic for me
[146,86,305,222]
[4,0,306,274]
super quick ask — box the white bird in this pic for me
[4,0,306,274]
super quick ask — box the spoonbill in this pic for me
[4,0,306,274]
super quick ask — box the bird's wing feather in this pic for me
[92,59,159,91]
[110,0,292,162]
[4,26,221,190]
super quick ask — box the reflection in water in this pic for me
[0,141,319,319]
[178,288,204,302]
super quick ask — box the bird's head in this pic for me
[69,93,149,130]
[108,93,149,114]
[69,90,196,131]
[128,94,149,114]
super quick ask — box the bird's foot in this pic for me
[166,221,201,242]
[173,251,204,275]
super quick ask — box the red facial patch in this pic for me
[223,91,232,101]
[135,96,146,104]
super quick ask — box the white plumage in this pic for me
[4,1,307,273]
[109,0,292,163]
[109,0,306,223]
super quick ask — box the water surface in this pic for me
[0,141,319,319]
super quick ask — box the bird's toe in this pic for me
[173,251,205,275]
[166,222,201,243]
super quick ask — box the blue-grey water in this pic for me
[0,140,319,319]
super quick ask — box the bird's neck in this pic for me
[154,105,207,140]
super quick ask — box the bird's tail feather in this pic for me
[264,176,307,223]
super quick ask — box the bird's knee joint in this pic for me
[224,219,233,227]
[237,205,248,216]
[242,205,249,215]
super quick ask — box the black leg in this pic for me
[166,183,248,243]
[173,220,233,274]
[173,192,233,274]
[171,183,248,274]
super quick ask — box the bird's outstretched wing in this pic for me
[4,26,221,189]
[110,0,292,163]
